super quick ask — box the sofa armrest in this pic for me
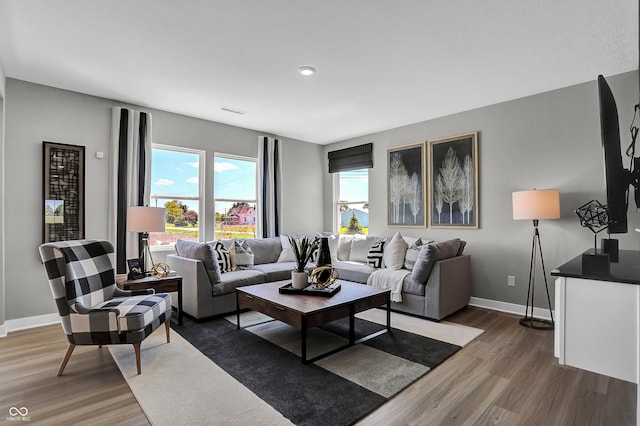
[167,254,213,319]
[424,255,471,320]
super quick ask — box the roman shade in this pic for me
[328,143,373,173]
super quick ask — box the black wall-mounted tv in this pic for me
[597,74,631,234]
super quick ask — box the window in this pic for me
[337,168,369,235]
[149,145,202,245]
[214,154,257,239]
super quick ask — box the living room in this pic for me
[0,1,638,424]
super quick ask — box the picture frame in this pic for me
[428,132,478,228]
[127,258,146,280]
[387,142,426,227]
[43,141,85,243]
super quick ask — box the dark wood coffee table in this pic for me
[236,280,391,364]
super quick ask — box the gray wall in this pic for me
[3,78,323,321]
[323,71,640,309]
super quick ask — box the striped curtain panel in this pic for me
[257,136,282,238]
[108,107,152,273]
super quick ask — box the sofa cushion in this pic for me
[366,238,385,268]
[333,260,376,284]
[175,240,221,284]
[251,262,297,282]
[211,269,266,296]
[245,237,282,265]
[383,232,408,270]
[402,274,426,297]
[411,238,461,284]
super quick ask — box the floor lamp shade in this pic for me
[512,189,560,220]
[127,207,166,233]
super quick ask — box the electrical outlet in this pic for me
[507,275,516,287]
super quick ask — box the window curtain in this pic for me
[108,107,152,273]
[327,142,373,173]
[257,136,282,238]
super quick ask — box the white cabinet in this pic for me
[554,276,639,383]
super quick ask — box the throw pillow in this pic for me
[349,235,378,263]
[336,234,354,261]
[411,238,461,284]
[383,232,408,270]
[276,235,296,262]
[404,238,425,271]
[232,239,255,269]
[213,240,232,273]
[366,238,385,268]
[457,240,467,256]
[202,243,222,284]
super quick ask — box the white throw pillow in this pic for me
[349,235,377,263]
[383,232,409,270]
[277,235,296,262]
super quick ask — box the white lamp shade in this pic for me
[127,206,166,232]
[512,189,560,220]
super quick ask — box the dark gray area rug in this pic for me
[172,314,461,426]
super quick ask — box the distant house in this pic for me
[224,203,256,225]
[340,208,369,228]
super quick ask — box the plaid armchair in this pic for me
[39,239,172,375]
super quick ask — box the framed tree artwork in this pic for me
[387,142,426,226]
[428,132,478,228]
[43,141,85,242]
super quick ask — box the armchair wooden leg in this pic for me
[165,319,171,343]
[133,342,142,375]
[57,344,76,376]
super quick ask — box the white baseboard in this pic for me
[0,313,60,337]
[469,297,554,321]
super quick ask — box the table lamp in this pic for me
[127,206,166,272]
[512,189,560,329]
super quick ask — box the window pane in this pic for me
[215,201,257,240]
[150,147,201,245]
[214,155,257,240]
[338,169,368,235]
[214,157,256,200]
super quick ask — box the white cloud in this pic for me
[215,162,239,172]
[155,178,175,186]
[186,177,198,184]
[185,161,199,169]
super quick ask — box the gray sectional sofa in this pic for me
[167,233,471,321]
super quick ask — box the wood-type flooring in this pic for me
[0,307,635,425]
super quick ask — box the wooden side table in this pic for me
[116,275,183,325]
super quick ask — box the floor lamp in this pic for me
[512,189,560,330]
[127,206,166,273]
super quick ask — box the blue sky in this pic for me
[151,149,257,214]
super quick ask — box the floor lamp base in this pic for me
[519,317,554,330]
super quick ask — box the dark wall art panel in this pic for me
[428,132,478,228]
[387,142,426,227]
[43,141,85,242]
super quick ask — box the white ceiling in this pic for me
[0,1,637,144]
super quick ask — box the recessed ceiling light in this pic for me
[298,66,316,76]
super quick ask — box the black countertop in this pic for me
[551,249,640,285]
